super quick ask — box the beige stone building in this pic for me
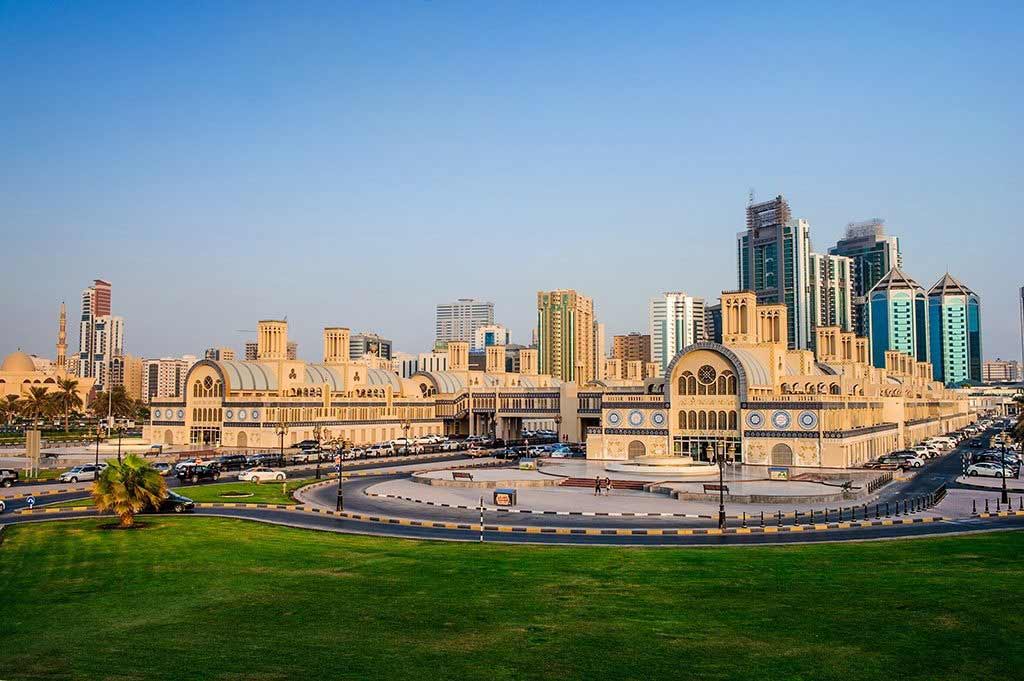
[585,291,973,468]
[536,289,597,385]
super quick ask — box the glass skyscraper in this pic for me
[867,267,929,369]
[927,273,982,386]
[829,220,901,337]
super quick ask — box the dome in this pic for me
[1,351,37,373]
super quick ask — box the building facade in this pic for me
[350,333,392,361]
[705,303,722,344]
[536,289,596,384]
[244,342,258,361]
[808,252,854,335]
[737,196,812,349]
[829,220,902,337]
[90,315,125,392]
[205,347,237,361]
[983,359,1021,384]
[110,353,144,401]
[436,299,495,345]
[585,291,972,467]
[77,279,112,380]
[867,267,929,369]
[142,356,197,402]
[927,273,982,386]
[472,324,510,350]
[612,333,651,363]
[649,292,705,371]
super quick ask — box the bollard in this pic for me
[760,511,765,528]
[885,502,890,517]
[972,498,977,515]
[794,510,800,525]
[875,503,880,519]
[742,512,747,528]
[777,510,782,527]
[996,498,1001,512]
[824,508,829,523]
[1019,497,1023,511]
[985,499,990,514]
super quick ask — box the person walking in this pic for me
[594,477,601,496]
[603,477,612,496]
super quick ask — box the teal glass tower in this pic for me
[867,267,929,369]
[927,273,982,386]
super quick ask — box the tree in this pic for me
[1012,395,1024,444]
[91,454,167,528]
[19,387,56,427]
[53,378,83,431]
[0,395,21,426]
[89,386,133,422]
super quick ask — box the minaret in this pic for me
[56,302,67,369]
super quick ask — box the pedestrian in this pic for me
[603,477,612,496]
[594,477,601,496]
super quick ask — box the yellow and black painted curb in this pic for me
[1,486,89,500]
[976,509,1024,519]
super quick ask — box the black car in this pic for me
[966,438,987,448]
[215,454,249,470]
[176,464,221,484]
[153,491,195,513]
[247,453,285,468]
[295,440,319,451]
[0,468,18,488]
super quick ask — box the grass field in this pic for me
[52,479,313,508]
[0,519,1021,680]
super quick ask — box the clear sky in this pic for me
[2,1,1022,363]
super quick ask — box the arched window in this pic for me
[708,411,718,429]
[728,410,737,430]
[688,411,697,429]
[830,384,841,395]
[719,411,727,429]
[698,411,707,429]
[771,443,794,466]
[717,376,727,394]
[628,441,646,459]
[678,411,687,429]
[727,375,737,394]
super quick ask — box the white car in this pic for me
[966,462,1013,478]
[913,445,939,459]
[238,467,286,483]
[59,464,103,483]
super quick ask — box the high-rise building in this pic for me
[536,289,596,383]
[435,299,495,345]
[244,342,258,361]
[808,252,854,336]
[649,292,705,370]
[350,333,392,361]
[867,267,929,369]
[705,303,723,344]
[110,354,144,401]
[77,279,112,379]
[594,322,606,380]
[1019,286,1024,367]
[737,196,812,349]
[472,324,510,350]
[983,359,1021,384]
[142,356,197,402]
[91,315,125,392]
[612,333,651,363]
[204,347,236,361]
[927,273,982,386]
[829,220,902,337]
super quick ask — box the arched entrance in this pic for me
[771,443,794,466]
[236,431,247,448]
[164,429,174,445]
[627,440,646,459]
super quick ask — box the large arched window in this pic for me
[678,411,687,429]
[708,411,718,429]
[688,411,697,429]
[628,441,646,459]
[698,411,707,429]
[728,410,737,430]
[718,411,728,429]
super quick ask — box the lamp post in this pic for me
[116,425,124,463]
[336,439,348,511]
[1001,443,1010,504]
[313,424,323,479]
[94,423,102,469]
[717,441,727,530]
[275,421,287,468]
[401,418,411,457]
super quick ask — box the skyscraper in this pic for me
[77,279,112,380]
[649,292,705,370]
[350,333,393,361]
[927,273,982,386]
[91,315,125,392]
[536,289,596,383]
[829,220,901,337]
[737,196,812,349]
[612,333,651,363]
[867,267,929,368]
[435,299,495,345]
[808,252,854,334]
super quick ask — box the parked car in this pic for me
[878,452,924,469]
[0,468,18,488]
[59,464,103,483]
[152,490,195,513]
[913,445,939,459]
[215,454,249,470]
[966,462,1015,478]
[238,466,286,483]
[152,462,173,476]
[295,440,319,451]
[177,464,221,483]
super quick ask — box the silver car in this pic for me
[59,464,102,483]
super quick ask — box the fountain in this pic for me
[604,455,718,477]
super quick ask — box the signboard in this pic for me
[768,466,790,481]
[493,488,517,507]
[519,458,537,471]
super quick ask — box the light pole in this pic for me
[94,423,102,469]
[401,418,411,457]
[717,441,727,530]
[116,425,124,463]
[275,421,287,467]
[336,439,349,511]
[1001,443,1010,504]
[313,424,323,479]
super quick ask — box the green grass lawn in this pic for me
[51,478,312,508]
[0,519,1021,681]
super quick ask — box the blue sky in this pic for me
[2,1,1022,362]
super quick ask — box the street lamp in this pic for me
[275,421,287,467]
[716,441,730,530]
[313,424,323,479]
[115,425,124,463]
[401,418,411,457]
[1001,443,1010,504]
[94,423,103,469]
[336,439,349,511]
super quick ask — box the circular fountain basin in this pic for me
[604,456,718,477]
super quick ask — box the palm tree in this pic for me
[19,387,55,427]
[53,378,83,431]
[91,454,167,528]
[90,386,133,423]
[0,395,21,426]
[1011,395,1024,444]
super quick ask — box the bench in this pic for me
[452,472,474,482]
[703,484,728,493]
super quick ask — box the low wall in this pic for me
[410,473,561,490]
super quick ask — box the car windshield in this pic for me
[68,467,83,472]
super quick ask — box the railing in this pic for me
[866,471,893,494]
